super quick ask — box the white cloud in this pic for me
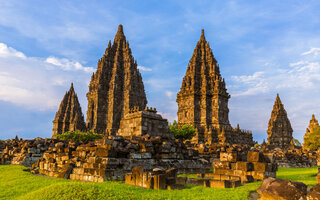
[0,43,92,110]
[46,56,95,72]
[137,65,152,72]
[302,48,320,56]
[0,43,26,59]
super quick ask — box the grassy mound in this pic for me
[0,165,317,200]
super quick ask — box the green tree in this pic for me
[56,130,102,143]
[169,120,196,141]
[304,126,320,150]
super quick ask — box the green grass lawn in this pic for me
[0,165,317,200]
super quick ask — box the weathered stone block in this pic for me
[124,173,136,185]
[153,174,167,190]
[248,171,265,180]
[247,151,264,162]
[252,162,268,172]
[240,175,254,183]
[209,180,232,188]
[212,161,231,169]
[235,162,253,171]
[186,178,209,187]
[214,168,234,176]
[220,152,238,162]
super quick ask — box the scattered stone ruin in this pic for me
[32,135,207,181]
[125,166,183,190]
[196,141,317,169]
[86,24,147,135]
[127,151,277,190]
[0,137,56,167]
[267,94,293,150]
[117,106,172,138]
[176,29,253,146]
[211,151,277,182]
[52,83,86,137]
[270,148,317,168]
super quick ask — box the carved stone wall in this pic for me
[117,107,172,138]
[86,25,147,135]
[52,83,86,137]
[267,94,293,150]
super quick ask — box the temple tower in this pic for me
[52,83,86,137]
[267,94,293,149]
[86,25,147,135]
[176,29,231,143]
[303,114,320,148]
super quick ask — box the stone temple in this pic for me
[303,114,320,148]
[52,83,86,137]
[176,29,253,145]
[86,25,147,135]
[267,94,293,149]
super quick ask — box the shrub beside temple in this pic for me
[169,120,196,142]
[56,130,102,143]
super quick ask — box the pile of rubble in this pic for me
[211,151,277,183]
[194,141,317,169]
[193,143,252,164]
[268,148,317,168]
[32,135,208,182]
[147,151,278,190]
[251,145,317,168]
[184,151,277,189]
[0,137,56,167]
[125,166,183,190]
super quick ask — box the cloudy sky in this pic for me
[1,0,320,142]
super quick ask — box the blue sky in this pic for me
[1,0,320,143]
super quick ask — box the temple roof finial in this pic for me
[114,24,125,42]
[200,29,205,40]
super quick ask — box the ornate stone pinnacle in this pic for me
[52,83,86,137]
[267,94,293,149]
[114,24,125,42]
[86,25,147,135]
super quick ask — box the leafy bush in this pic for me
[169,120,196,141]
[304,127,320,150]
[56,130,102,143]
[292,138,302,147]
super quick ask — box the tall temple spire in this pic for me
[176,29,231,143]
[303,114,320,148]
[86,25,147,135]
[52,83,86,137]
[267,94,293,149]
